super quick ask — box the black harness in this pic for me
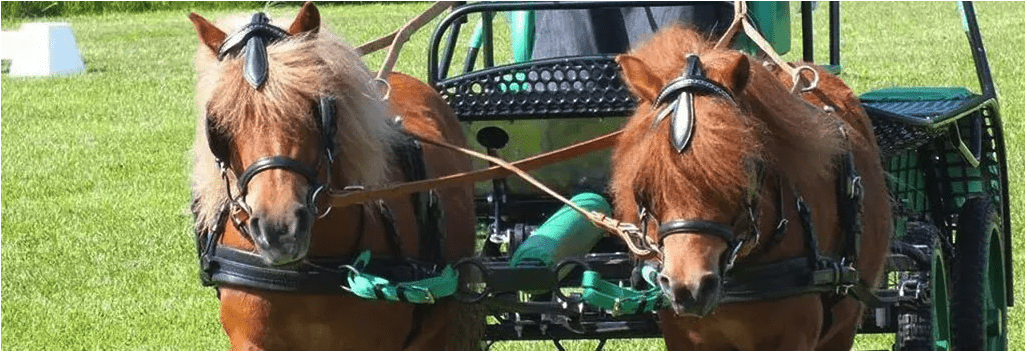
[639,54,866,308]
[194,14,448,301]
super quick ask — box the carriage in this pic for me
[189,1,1011,350]
[424,1,1011,350]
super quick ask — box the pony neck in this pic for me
[741,64,843,191]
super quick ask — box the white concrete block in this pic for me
[9,22,86,77]
[0,30,22,60]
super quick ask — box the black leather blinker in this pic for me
[216,13,288,89]
[243,36,271,89]
[653,54,735,153]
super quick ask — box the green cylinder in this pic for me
[510,193,611,272]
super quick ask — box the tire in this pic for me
[895,221,951,351]
[951,197,1008,351]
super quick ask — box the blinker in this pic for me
[652,54,734,154]
[217,12,289,89]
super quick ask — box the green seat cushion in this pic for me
[860,87,974,103]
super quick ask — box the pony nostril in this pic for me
[695,273,721,301]
[658,274,673,293]
[249,217,261,236]
[293,204,312,224]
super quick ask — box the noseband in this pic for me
[206,13,338,236]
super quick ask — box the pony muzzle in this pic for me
[655,234,727,317]
[249,202,313,266]
[658,270,721,317]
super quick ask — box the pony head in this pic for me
[613,25,843,317]
[189,2,395,265]
[613,24,842,317]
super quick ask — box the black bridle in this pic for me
[205,13,338,237]
[638,54,782,274]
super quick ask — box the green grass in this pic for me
[1,2,1022,350]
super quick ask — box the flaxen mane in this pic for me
[190,14,399,234]
[612,24,842,222]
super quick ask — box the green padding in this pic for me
[581,269,668,316]
[346,251,457,304]
[507,11,535,63]
[860,87,974,102]
[469,11,535,63]
[738,1,791,55]
[510,193,611,269]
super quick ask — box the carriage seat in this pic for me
[860,86,989,158]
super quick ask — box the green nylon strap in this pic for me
[580,266,668,316]
[345,251,458,304]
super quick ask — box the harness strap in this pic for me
[714,1,819,94]
[237,156,320,192]
[836,151,863,264]
[374,200,406,260]
[720,256,859,304]
[581,266,667,316]
[391,128,444,264]
[345,251,457,304]
[657,220,735,246]
[327,130,621,208]
[201,244,458,298]
[407,131,661,260]
[361,1,457,99]
[795,197,822,269]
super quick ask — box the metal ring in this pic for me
[452,258,491,303]
[309,184,333,219]
[370,78,391,101]
[792,65,821,93]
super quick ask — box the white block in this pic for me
[9,23,85,77]
[0,31,22,60]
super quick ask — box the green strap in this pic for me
[580,266,668,316]
[345,251,458,304]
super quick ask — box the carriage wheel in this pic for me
[951,197,1008,351]
[895,221,951,351]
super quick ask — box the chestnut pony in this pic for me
[189,3,478,350]
[611,25,890,350]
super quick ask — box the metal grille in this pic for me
[436,56,637,121]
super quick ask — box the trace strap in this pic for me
[345,251,459,304]
[581,264,668,316]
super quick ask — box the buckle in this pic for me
[400,284,436,304]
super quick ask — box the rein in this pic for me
[339,130,663,260]
[355,1,457,99]
[715,1,819,94]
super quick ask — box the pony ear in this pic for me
[288,1,321,35]
[720,52,751,94]
[188,13,226,54]
[616,54,663,103]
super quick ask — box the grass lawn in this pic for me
[1,2,1022,350]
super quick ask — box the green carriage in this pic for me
[425,2,1011,350]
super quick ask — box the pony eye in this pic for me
[205,113,233,162]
